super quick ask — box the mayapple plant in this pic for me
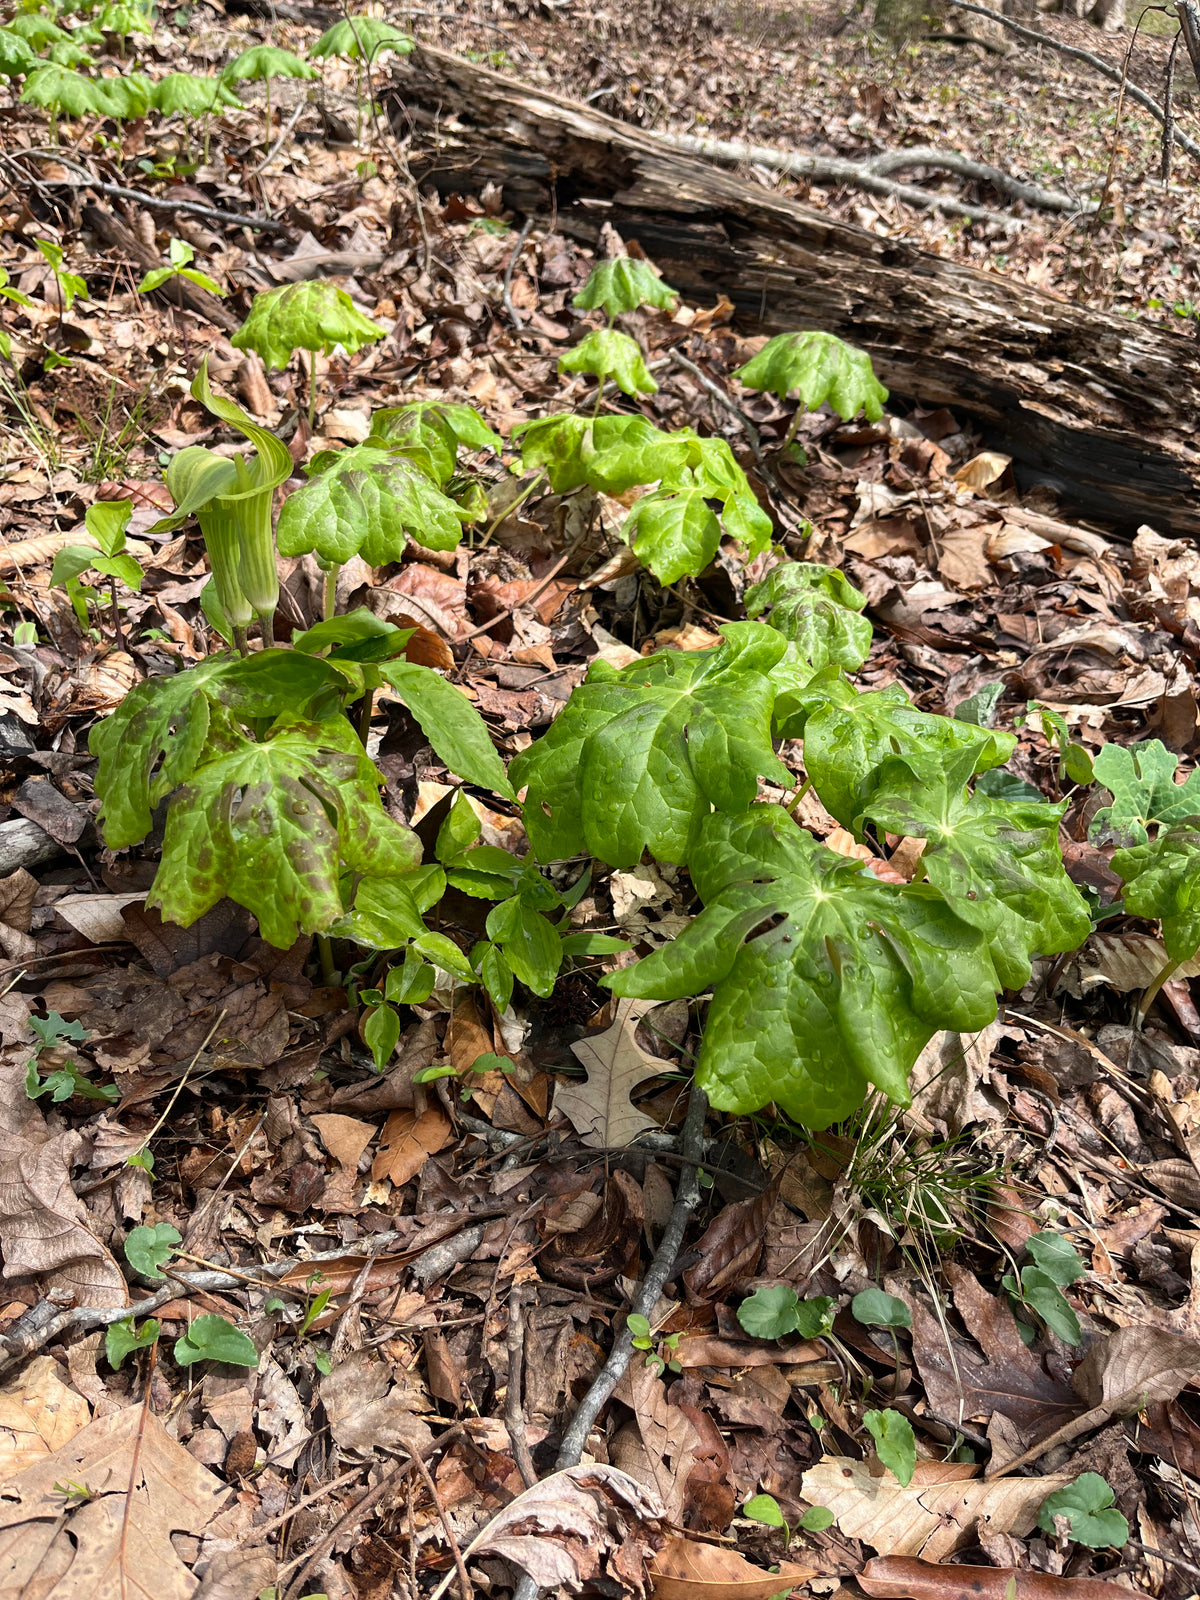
[734,328,889,458]
[232,278,386,424]
[221,43,318,154]
[308,14,411,145]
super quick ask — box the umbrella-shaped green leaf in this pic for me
[370,400,500,484]
[509,621,790,868]
[275,442,464,565]
[857,747,1091,990]
[623,484,721,585]
[7,13,69,46]
[1091,738,1200,846]
[0,28,38,76]
[606,804,1000,1127]
[95,0,152,36]
[735,330,888,422]
[152,71,240,113]
[92,70,153,117]
[223,43,318,83]
[573,256,678,319]
[559,327,658,396]
[148,708,422,949]
[309,14,412,60]
[232,278,385,372]
[746,560,872,676]
[1113,824,1200,961]
[20,62,104,116]
[44,37,91,66]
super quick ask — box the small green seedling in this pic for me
[737,1285,836,1341]
[734,329,887,458]
[232,278,385,423]
[573,256,678,322]
[105,1315,160,1369]
[25,1011,116,1103]
[799,1506,835,1532]
[1002,1230,1085,1347]
[124,1222,182,1280]
[54,1478,99,1505]
[743,1492,790,1546]
[627,1312,683,1376]
[308,16,411,144]
[36,237,87,317]
[0,266,34,361]
[51,497,143,645]
[863,1407,916,1486]
[174,1312,259,1368]
[222,44,318,153]
[851,1287,912,1392]
[139,238,224,299]
[559,328,658,409]
[1038,1473,1129,1549]
[1025,703,1094,787]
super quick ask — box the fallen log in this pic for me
[390,42,1200,538]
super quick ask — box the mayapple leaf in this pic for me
[45,36,91,65]
[798,670,1016,825]
[746,560,873,676]
[124,1222,182,1280]
[1038,1474,1128,1549]
[275,443,464,564]
[377,660,515,798]
[605,805,1000,1128]
[92,71,154,117]
[509,622,791,869]
[370,401,499,484]
[21,63,105,116]
[223,43,318,82]
[8,13,70,43]
[232,279,385,372]
[1091,738,1200,845]
[1113,824,1200,962]
[152,71,240,112]
[148,710,421,950]
[0,30,36,78]
[573,257,679,319]
[309,14,412,59]
[856,749,1091,991]
[863,1409,916,1486]
[516,412,691,495]
[624,484,721,584]
[734,330,888,422]
[559,328,659,396]
[174,1313,259,1368]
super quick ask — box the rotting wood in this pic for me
[390,42,1200,538]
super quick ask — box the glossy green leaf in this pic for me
[734,330,888,422]
[333,870,442,951]
[863,1408,916,1486]
[363,1000,400,1071]
[798,670,1016,825]
[0,28,39,75]
[624,485,721,584]
[378,659,515,798]
[223,43,317,82]
[851,1289,912,1330]
[1038,1474,1128,1549]
[1113,824,1200,961]
[747,560,873,686]
[510,622,790,868]
[275,443,463,564]
[232,279,384,371]
[857,749,1091,991]
[91,552,143,592]
[84,497,132,557]
[147,710,421,950]
[106,1316,159,1370]
[1029,703,1094,786]
[737,1284,835,1340]
[309,14,411,59]
[800,1506,834,1532]
[1091,739,1200,846]
[385,947,436,1006]
[743,1494,786,1529]
[174,1312,259,1368]
[435,790,483,862]
[573,256,678,318]
[50,545,100,586]
[559,328,658,396]
[475,942,514,1011]
[21,63,104,115]
[1006,1266,1081,1346]
[125,1222,181,1280]
[92,70,153,117]
[606,805,1000,1128]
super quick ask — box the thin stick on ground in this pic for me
[505,1284,538,1488]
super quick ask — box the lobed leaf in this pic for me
[734,330,888,422]
[510,622,790,868]
[309,14,412,59]
[573,257,678,319]
[232,279,385,372]
[1113,824,1200,961]
[275,442,464,564]
[559,328,658,396]
[747,560,872,677]
[606,805,1001,1128]
[223,43,317,81]
[1091,738,1200,845]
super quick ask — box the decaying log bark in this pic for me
[390,43,1200,538]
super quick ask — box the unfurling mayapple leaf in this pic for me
[232,279,385,372]
[734,329,888,422]
[559,328,659,397]
[370,401,501,485]
[605,805,1001,1129]
[1091,738,1200,846]
[747,560,872,674]
[275,443,466,565]
[1112,824,1200,962]
[572,256,678,319]
[509,622,790,869]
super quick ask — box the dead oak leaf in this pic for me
[0,868,38,961]
[650,1536,814,1600]
[371,1106,452,1185]
[558,997,664,1149]
[801,1455,1074,1560]
[859,1556,1135,1600]
[0,1404,228,1598]
[0,1355,90,1478]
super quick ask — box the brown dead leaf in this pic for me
[311,1112,374,1212]
[682,1182,777,1301]
[933,525,992,592]
[55,892,144,945]
[320,1349,434,1458]
[0,1038,128,1308]
[371,1106,453,1185]
[469,1463,664,1596]
[859,1557,1132,1599]
[557,997,665,1149]
[802,1455,1072,1559]
[0,1355,90,1477]
[673,1336,826,1369]
[0,869,37,961]
[954,451,1012,494]
[0,1404,228,1597]
[650,1536,814,1600]
[986,1324,1200,1478]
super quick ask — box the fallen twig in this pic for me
[501,215,535,330]
[505,1284,538,1488]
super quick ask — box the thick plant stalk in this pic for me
[323,562,340,622]
[198,505,254,648]
[231,475,280,645]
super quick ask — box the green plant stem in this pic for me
[1139,954,1184,1026]
[477,471,545,551]
[323,563,340,622]
[232,623,251,658]
[317,932,337,988]
[787,777,813,817]
[264,75,272,157]
[109,577,123,652]
[591,381,605,418]
[306,351,317,426]
[779,403,805,456]
[256,607,276,648]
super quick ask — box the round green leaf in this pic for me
[743,1494,786,1529]
[1038,1473,1129,1549]
[851,1289,912,1330]
[174,1312,259,1368]
[124,1222,182,1280]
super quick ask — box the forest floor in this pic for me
[4,1,1200,1598]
